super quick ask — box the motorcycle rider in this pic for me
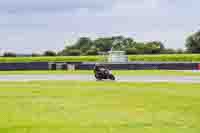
[93,63,115,80]
[94,63,108,74]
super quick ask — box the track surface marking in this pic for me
[0,74,200,83]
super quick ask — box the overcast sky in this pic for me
[0,0,199,53]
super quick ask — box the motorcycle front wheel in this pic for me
[109,74,115,80]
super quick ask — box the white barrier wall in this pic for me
[108,51,128,63]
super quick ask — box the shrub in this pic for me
[86,49,98,55]
[43,51,57,56]
[125,48,138,55]
[3,52,16,57]
[0,54,200,63]
[67,49,81,56]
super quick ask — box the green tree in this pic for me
[93,37,113,52]
[186,31,200,53]
[59,36,168,55]
[43,50,57,56]
[161,48,176,54]
[123,37,136,48]
[3,52,16,57]
[111,36,126,51]
[31,53,41,57]
[86,49,98,55]
[67,49,81,56]
[75,37,93,53]
[145,41,165,54]
[134,42,146,54]
[176,48,185,54]
[125,48,138,55]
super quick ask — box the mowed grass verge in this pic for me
[1,70,200,76]
[0,81,200,132]
[1,54,200,62]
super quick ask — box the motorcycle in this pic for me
[94,67,115,81]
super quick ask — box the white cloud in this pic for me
[114,0,160,9]
[0,0,200,52]
[0,0,114,13]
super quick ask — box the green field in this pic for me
[1,54,200,62]
[0,81,200,132]
[0,70,200,76]
[0,56,103,63]
[129,54,200,62]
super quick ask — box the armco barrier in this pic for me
[0,62,199,71]
[48,62,82,70]
[75,62,199,70]
[0,62,49,70]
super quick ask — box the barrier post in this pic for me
[198,64,200,70]
[67,64,75,71]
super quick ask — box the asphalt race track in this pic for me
[0,74,200,83]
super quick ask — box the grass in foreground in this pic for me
[0,81,200,132]
[0,70,200,76]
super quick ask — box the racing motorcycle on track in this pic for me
[94,65,115,81]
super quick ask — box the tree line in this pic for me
[2,30,200,57]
